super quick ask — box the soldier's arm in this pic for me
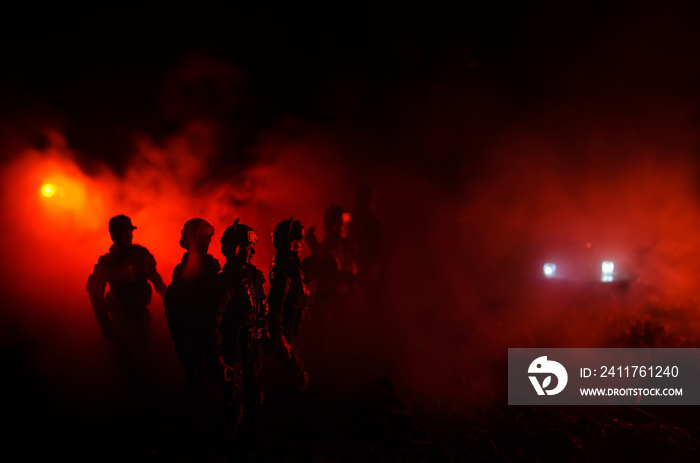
[163,263,184,310]
[86,259,110,335]
[259,271,269,326]
[209,281,235,380]
[163,265,184,345]
[210,287,228,360]
[256,270,270,339]
[144,251,167,298]
[267,270,291,344]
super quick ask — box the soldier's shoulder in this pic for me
[95,251,113,266]
[171,262,185,277]
[131,245,158,265]
[131,244,154,256]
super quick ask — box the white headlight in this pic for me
[601,261,614,282]
[543,263,556,278]
[601,261,614,274]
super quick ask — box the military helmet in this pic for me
[109,214,136,233]
[272,217,304,250]
[221,219,258,256]
[179,218,215,250]
[323,205,343,229]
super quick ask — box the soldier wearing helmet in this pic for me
[163,218,221,398]
[86,215,167,357]
[305,204,357,289]
[268,217,309,391]
[212,219,268,437]
[303,205,357,339]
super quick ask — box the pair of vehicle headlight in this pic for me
[543,261,615,281]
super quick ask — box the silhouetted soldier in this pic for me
[269,218,309,391]
[212,219,268,438]
[163,218,220,398]
[86,215,167,359]
[304,205,357,334]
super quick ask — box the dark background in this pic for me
[0,1,650,169]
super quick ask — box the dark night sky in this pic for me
[1,1,661,170]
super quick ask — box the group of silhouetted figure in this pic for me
[86,187,382,449]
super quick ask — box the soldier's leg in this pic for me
[248,336,264,405]
[220,363,244,441]
[275,338,308,392]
